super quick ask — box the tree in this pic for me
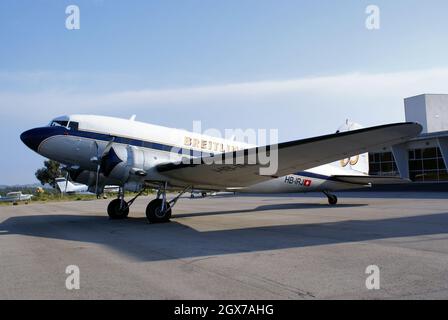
[35,160,63,188]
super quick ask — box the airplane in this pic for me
[55,177,120,195]
[189,190,217,198]
[20,115,422,223]
[55,177,89,194]
[0,191,33,203]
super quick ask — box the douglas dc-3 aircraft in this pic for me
[21,115,422,223]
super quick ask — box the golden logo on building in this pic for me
[340,155,359,167]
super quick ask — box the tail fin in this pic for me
[333,120,369,175]
[55,177,75,193]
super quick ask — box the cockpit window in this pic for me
[68,122,79,131]
[50,120,69,128]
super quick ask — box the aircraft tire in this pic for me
[146,199,172,223]
[328,195,338,205]
[107,199,129,219]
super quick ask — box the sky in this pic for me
[1,0,448,185]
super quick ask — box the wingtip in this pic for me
[408,121,424,135]
[394,121,423,136]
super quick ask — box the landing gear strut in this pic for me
[107,187,145,219]
[106,183,191,223]
[146,183,191,224]
[323,191,338,206]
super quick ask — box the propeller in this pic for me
[64,170,70,194]
[58,165,73,195]
[91,139,115,196]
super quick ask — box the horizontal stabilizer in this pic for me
[332,175,411,185]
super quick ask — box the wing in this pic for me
[156,122,422,189]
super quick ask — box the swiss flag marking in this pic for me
[304,179,312,187]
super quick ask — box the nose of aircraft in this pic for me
[20,127,56,152]
[20,128,41,152]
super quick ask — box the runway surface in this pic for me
[1,192,448,299]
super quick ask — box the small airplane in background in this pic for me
[55,177,119,195]
[0,191,33,204]
[55,177,89,194]
[21,115,422,223]
[190,190,217,198]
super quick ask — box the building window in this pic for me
[369,152,399,176]
[409,147,447,182]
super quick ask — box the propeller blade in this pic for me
[101,139,115,159]
[92,138,115,197]
[64,170,70,193]
[95,164,101,196]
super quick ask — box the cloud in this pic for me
[1,67,448,120]
[2,67,448,185]
[103,67,448,108]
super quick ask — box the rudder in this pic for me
[334,120,369,175]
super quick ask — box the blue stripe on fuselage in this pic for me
[294,171,343,182]
[24,127,337,181]
[71,129,211,157]
[294,171,329,180]
[35,126,212,158]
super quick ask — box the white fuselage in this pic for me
[23,115,369,194]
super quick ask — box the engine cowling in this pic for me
[100,145,148,184]
[70,144,151,189]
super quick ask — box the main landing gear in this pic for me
[107,187,134,219]
[106,183,191,223]
[323,190,338,205]
[146,183,191,223]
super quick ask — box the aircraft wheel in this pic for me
[328,194,338,205]
[146,199,172,223]
[107,199,129,219]
[201,192,207,198]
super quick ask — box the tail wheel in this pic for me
[146,199,172,223]
[328,195,338,205]
[107,199,129,219]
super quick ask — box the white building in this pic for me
[370,94,448,183]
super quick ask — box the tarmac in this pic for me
[0,192,448,299]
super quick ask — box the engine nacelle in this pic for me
[100,144,148,185]
[71,144,160,189]
[69,169,96,187]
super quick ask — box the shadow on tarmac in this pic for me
[1,202,447,262]
[212,192,448,200]
[175,202,367,218]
